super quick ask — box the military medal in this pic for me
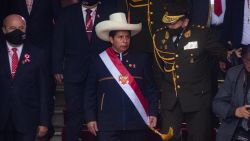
[165,31,169,40]
[161,39,166,45]
[119,73,129,84]
[190,58,194,63]
[190,53,194,63]
[184,30,191,38]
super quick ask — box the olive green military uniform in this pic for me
[153,24,226,141]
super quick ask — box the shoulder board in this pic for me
[191,24,207,29]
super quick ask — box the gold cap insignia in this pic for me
[162,12,185,24]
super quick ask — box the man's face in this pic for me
[2,15,26,34]
[243,54,250,72]
[109,31,131,53]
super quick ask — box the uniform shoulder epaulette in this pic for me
[191,24,207,29]
[155,26,168,33]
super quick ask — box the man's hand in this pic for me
[227,49,235,62]
[235,105,250,119]
[234,48,242,58]
[219,61,226,72]
[148,116,157,128]
[36,125,48,137]
[54,74,64,84]
[87,121,98,136]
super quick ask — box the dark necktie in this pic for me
[214,0,222,16]
[11,48,19,78]
[86,9,93,41]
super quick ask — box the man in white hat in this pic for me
[83,12,159,141]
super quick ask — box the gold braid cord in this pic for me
[152,33,178,96]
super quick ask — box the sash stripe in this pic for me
[99,48,149,124]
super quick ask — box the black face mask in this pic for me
[4,29,26,45]
[81,0,99,6]
[168,28,183,36]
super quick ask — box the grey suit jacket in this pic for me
[213,64,246,141]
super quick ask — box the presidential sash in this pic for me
[99,48,149,124]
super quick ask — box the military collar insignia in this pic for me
[162,12,185,24]
[165,31,170,40]
[184,30,191,38]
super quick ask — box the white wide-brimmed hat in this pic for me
[95,12,142,41]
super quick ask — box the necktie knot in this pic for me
[86,9,92,15]
[12,48,17,53]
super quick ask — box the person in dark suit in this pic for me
[3,1,62,139]
[52,1,119,141]
[221,0,250,66]
[5,0,61,49]
[152,0,226,140]
[213,46,250,141]
[84,12,159,141]
[0,14,49,141]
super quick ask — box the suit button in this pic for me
[150,2,152,5]
[150,12,153,15]
[150,21,154,24]
[177,85,181,89]
[176,65,179,68]
[175,54,179,58]
[176,75,179,79]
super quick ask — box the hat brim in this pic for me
[95,21,142,41]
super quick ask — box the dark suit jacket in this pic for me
[0,40,49,133]
[52,2,118,83]
[222,0,245,49]
[84,48,159,131]
[213,65,245,141]
[5,0,61,55]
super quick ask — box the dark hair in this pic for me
[242,47,250,58]
[109,30,131,38]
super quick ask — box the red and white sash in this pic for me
[99,48,149,124]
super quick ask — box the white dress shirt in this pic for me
[210,0,226,25]
[7,42,23,72]
[241,0,250,45]
[81,6,97,26]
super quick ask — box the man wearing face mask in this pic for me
[152,0,226,140]
[0,14,49,141]
[52,0,120,141]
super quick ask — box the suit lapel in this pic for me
[21,0,30,17]
[75,5,91,45]
[237,68,246,105]
[29,0,38,16]
[0,42,12,81]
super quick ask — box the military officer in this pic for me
[119,0,209,54]
[84,12,159,141]
[152,0,226,141]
